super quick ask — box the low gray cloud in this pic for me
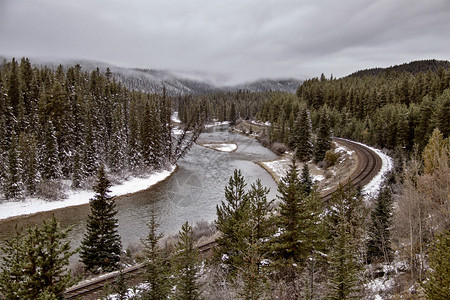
[1,0,449,84]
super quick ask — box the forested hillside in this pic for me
[349,59,450,77]
[0,58,201,201]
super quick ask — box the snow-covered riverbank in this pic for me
[0,166,176,221]
[201,143,238,152]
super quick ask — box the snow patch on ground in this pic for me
[0,166,176,221]
[262,158,290,179]
[171,111,181,123]
[202,143,237,152]
[312,174,324,182]
[366,273,396,300]
[335,146,354,156]
[250,120,271,126]
[204,121,230,128]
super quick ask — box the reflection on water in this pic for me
[0,125,278,263]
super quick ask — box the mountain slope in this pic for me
[348,59,449,78]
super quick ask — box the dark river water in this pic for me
[0,125,279,264]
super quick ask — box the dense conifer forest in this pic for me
[0,58,202,200]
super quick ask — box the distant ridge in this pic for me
[0,56,302,96]
[348,59,450,78]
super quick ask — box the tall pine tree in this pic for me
[422,229,450,300]
[80,165,122,273]
[173,222,203,300]
[141,208,171,300]
[314,111,332,163]
[0,216,75,299]
[290,108,313,161]
[326,183,366,300]
[272,159,324,267]
[215,169,250,275]
[367,186,393,264]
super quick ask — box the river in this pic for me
[0,125,279,263]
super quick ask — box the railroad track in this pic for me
[64,138,383,299]
[321,137,382,201]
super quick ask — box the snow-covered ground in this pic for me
[204,121,230,128]
[0,166,176,221]
[250,120,271,126]
[201,143,237,152]
[261,158,290,179]
[171,111,181,123]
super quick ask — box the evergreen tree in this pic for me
[4,132,23,200]
[215,169,250,274]
[299,163,313,195]
[41,121,61,180]
[238,219,266,300]
[423,128,449,175]
[80,165,122,273]
[7,58,21,118]
[71,150,82,188]
[83,116,98,177]
[109,106,126,173]
[247,179,274,244]
[272,159,324,267]
[290,108,313,161]
[431,90,450,138]
[0,216,75,299]
[230,101,237,125]
[141,209,171,300]
[19,132,39,195]
[422,229,450,300]
[326,183,366,300]
[367,186,393,264]
[173,222,202,300]
[314,111,332,163]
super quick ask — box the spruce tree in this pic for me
[238,219,266,300]
[173,222,202,300]
[7,57,21,118]
[141,209,171,300]
[4,133,23,200]
[80,165,122,273]
[272,159,324,267]
[367,186,393,264]
[19,132,39,195]
[314,111,332,163]
[215,169,250,274]
[326,183,366,299]
[71,150,82,188]
[230,102,237,125]
[0,216,75,299]
[422,229,450,300]
[300,163,313,195]
[247,179,274,244]
[290,108,313,161]
[41,121,61,180]
[83,117,98,177]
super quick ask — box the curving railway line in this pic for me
[64,138,383,299]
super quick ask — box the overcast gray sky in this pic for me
[1,0,449,84]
